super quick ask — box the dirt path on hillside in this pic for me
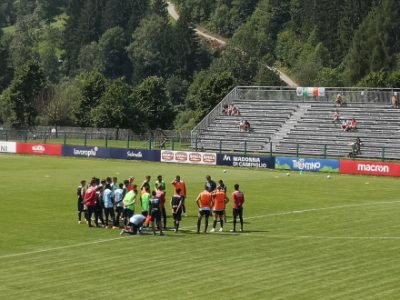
[167,2,298,87]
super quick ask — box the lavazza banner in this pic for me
[0,141,17,153]
[62,145,110,159]
[161,150,217,165]
[217,154,275,169]
[340,160,400,177]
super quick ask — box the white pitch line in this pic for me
[1,199,399,260]
[243,200,400,221]
[0,237,125,259]
[237,234,400,240]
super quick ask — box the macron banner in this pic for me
[0,141,17,153]
[275,157,339,173]
[340,160,400,177]
[161,150,217,165]
[62,145,110,159]
[109,148,160,162]
[217,154,275,169]
[16,143,62,156]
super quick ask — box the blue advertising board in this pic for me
[109,148,160,162]
[275,157,339,173]
[217,154,275,169]
[62,145,111,159]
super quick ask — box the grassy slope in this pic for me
[0,154,399,299]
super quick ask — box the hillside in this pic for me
[0,0,399,132]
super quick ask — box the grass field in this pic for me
[1,154,400,299]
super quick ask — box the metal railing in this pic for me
[191,137,399,161]
[0,129,192,151]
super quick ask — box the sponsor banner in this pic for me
[161,150,217,165]
[109,148,160,162]
[16,143,62,156]
[275,157,339,172]
[340,160,400,177]
[217,154,275,169]
[62,145,110,159]
[0,141,17,153]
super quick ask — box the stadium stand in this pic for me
[191,87,400,159]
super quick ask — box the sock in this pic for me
[220,219,224,228]
[213,220,217,229]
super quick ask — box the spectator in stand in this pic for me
[355,137,363,155]
[239,119,245,131]
[244,120,251,132]
[335,93,346,107]
[349,137,363,158]
[391,94,398,109]
[349,117,357,131]
[332,110,341,122]
[341,119,350,132]
[222,104,229,115]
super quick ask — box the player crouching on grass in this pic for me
[120,214,146,235]
[210,186,229,232]
[196,185,213,233]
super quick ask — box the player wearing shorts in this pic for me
[156,186,167,229]
[149,191,164,236]
[170,188,183,233]
[210,186,229,232]
[231,184,245,232]
[171,175,186,215]
[123,184,137,227]
[113,183,124,228]
[84,180,98,227]
[103,184,115,228]
[77,180,86,224]
[195,186,213,233]
[140,187,151,217]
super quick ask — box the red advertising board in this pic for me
[16,143,62,156]
[340,160,400,177]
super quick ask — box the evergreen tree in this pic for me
[131,76,174,130]
[98,26,131,79]
[72,70,107,127]
[1,60,45,128]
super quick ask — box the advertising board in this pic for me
[340,160,400,177]
[0,141,16,153]
[109,148,161,161]
[217,154,275,169]
[16,143,62,156]
[161,150,217,165]
[275,157,339,172]
[62,145,110,159]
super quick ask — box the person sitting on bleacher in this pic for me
[332,110,341,122]
[244,120,251,132]
[349,117,357,131]
[222,104,229,115]
[391,94,398,109]
[341,119,350,131]
[335,93,346,107]
[239,119,245,131]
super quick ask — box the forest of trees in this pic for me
[0,0,399,131]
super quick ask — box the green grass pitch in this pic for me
[1,154,400,299]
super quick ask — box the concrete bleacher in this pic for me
[194,100,299,152]
[274,102,400,159]
[191,86,400,159]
